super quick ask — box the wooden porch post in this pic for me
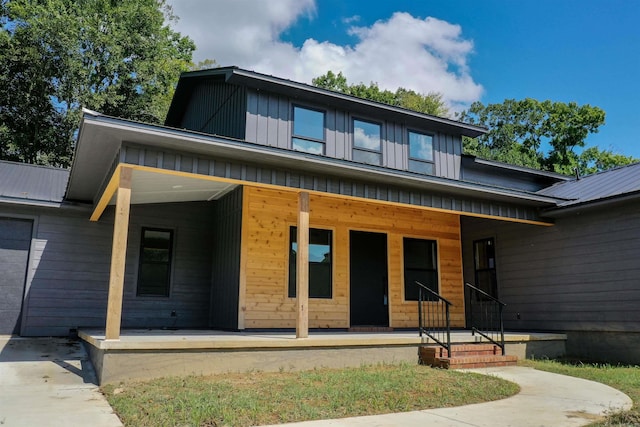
[105,167,132,340]
[296,191,310,338]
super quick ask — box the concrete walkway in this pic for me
[0,337,122,427]
[0,338,633,427]
[261,366,632,427]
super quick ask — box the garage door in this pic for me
[0,218,33,335]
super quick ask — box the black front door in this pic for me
[349,231,388,327]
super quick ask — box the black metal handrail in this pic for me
[465,282,506,355]
[416,281,452,354]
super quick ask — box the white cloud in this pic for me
[167,1,482,111]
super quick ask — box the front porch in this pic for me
[79,328,566,385]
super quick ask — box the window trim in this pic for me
[402,236,440,302]
[407,129,435,174]
[136,227,174,298]
[292,104,326,155]
[287,225,334,299]
[352,117,383,165]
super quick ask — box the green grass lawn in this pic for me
[102,363,519,427]
[521,359,640,427]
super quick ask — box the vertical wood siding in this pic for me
[17,202,215,336]
[244,89,462,179]
[180,81,247,139]
[210,187,243,329]
[461,201,640,332]
[240,186,465,329]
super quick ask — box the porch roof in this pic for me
[67,111,568,214]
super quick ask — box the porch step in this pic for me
[419,344,517,369]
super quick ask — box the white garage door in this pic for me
[0,218,33,335]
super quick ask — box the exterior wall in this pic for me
[461,200,640,360]
[245,89,462,180]
[460,156,565,192]
[210,187,243,329]
[2,202,215,336]
[179,80,247,140]
[120,144,544,223]
[0,217,33,334]
[240,186,465,329]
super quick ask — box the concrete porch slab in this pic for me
[79,329,567,384]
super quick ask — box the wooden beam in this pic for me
[90,167,121,222]
[296,191,310,338]
[105,166,132,340]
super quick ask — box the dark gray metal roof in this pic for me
[0,160,69,205]
[166,66,488,138]
[537,162,640,207]
[68,111,565,210]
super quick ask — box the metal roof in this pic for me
[67,111,565,209]
[0,160,69,205]
[537,162,640,207]
[166,66,488,138]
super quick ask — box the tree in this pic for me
[312,71,449,117]
[458,99,630,175]
[0,0,195,167]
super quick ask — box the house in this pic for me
[1,66,638,370]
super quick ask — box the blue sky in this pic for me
[169,0,640,158]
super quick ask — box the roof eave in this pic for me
[71,114,562,208]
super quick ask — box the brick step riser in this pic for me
[419,346,517,369]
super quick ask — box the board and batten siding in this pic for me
[180,80,247,140]
[13,202,215,336]
[121,143,543,222]
[240,186,465,329]
[210,187,243,329]
[461,200,640,333]
[244,88,462,180]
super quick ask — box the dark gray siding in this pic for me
[9,202,215,336]
[461,200,640,333]
[121,143,542,223]
[180,80,247,140]
[0,217,33,334]
[210,187,243,329]
[245,88,462,180]
[460,156,566,192]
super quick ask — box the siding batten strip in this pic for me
[296,191,310,338]
[105,166,132,340]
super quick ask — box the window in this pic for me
[408,131,434,174]
[288,227,332,298]
[353,119,382,165]
[403,237,438,301]
[473,238,498,299]
[292,106,325,155]
[137,228,173,297]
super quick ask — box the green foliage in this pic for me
[0,0,195,166]
[312,71,449,117]
[459,99,636,175]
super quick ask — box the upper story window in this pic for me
[137,227,173,297]
[408,130,434,174]
[292,106,325,155]
[353,119,382,165]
